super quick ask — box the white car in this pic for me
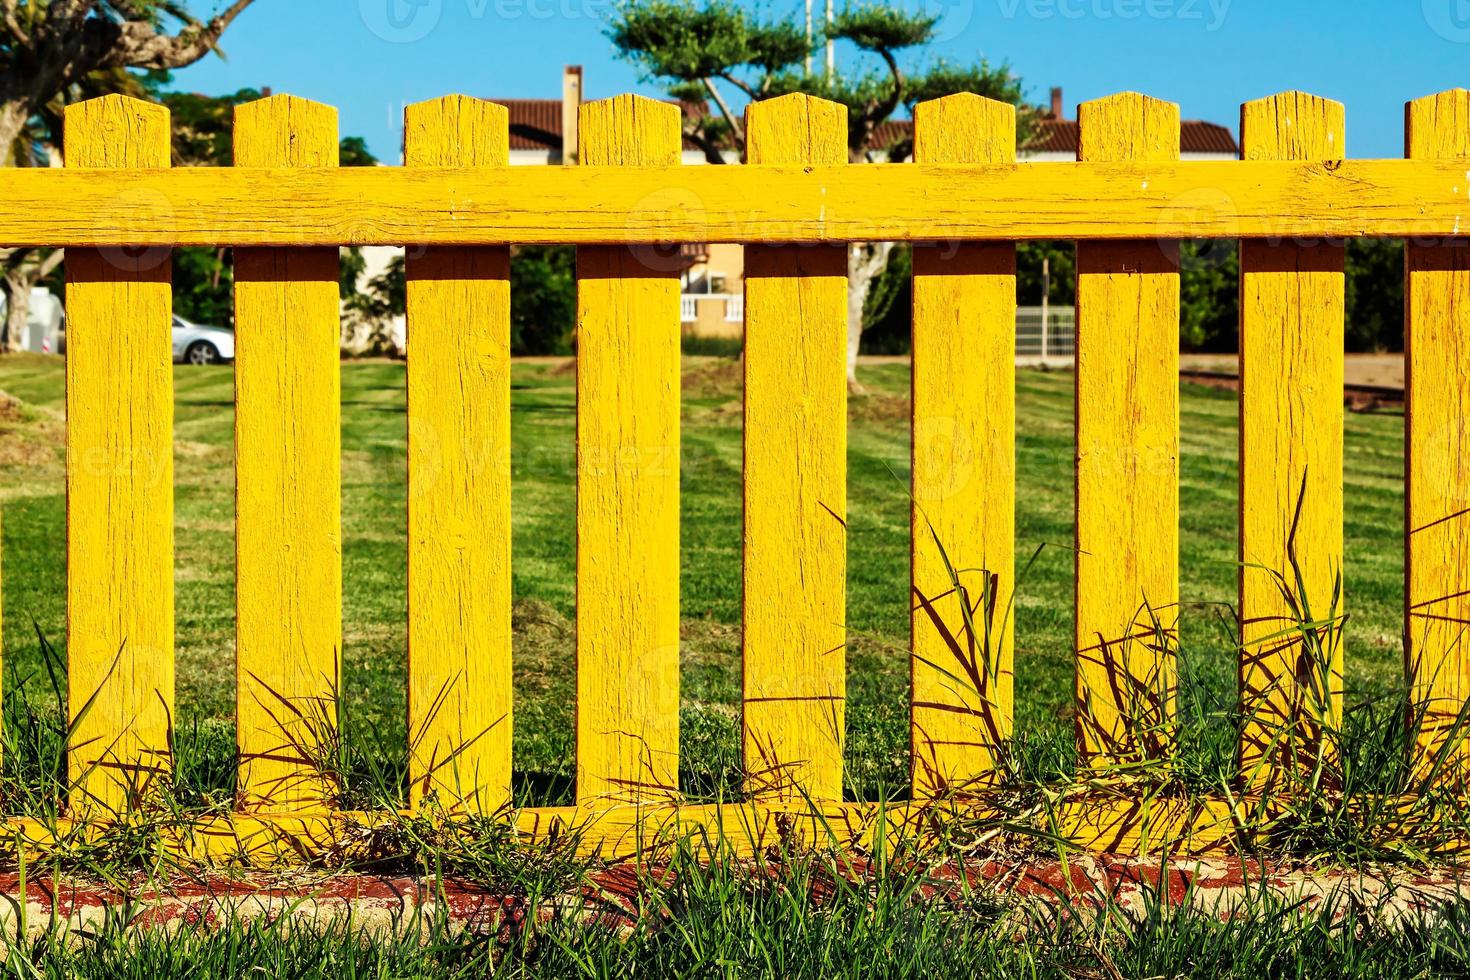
[172,315,234,365]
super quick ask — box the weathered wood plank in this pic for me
[910,94,1017,795]
[1074,93,1181,769]
[64,95,175,813]
[743,94,849,802]
[233,95,343,811]
[1238,92,1346,787]
[4,159,1470,247]
[405,96,513,813]
[1406,89,1470,783]
[575,95,683,805]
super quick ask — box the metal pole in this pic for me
[805,0,812,75]
[1040,255,1050,361]
[825,0,834,78]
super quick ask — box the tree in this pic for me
[160,86,380,330]
[1345,238,1404,352]
[608,0,1028,390]
[348,245,578,357]
[0,0,257,350]
[162,85,260,327]
[509,245,577,355]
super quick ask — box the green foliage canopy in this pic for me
[608,0,1028,161]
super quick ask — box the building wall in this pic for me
[688,297,742,339]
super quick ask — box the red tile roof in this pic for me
[497,99,1239,158]
[868,116,1238,157]
[501,99,563,151]
[501,98,713,152]
[1023,117,1239,156]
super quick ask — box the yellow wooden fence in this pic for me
[3,86,1470,859]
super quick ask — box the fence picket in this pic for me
[63,95,175,812]
[405,96,513,812]
[575,96,683,804]
[910,94,1016,795]
[1405,89,1470,783]
[1073,93,1181,769]
[233,95,343,810]
[1238,92,1346,787]
[742,94,849,802]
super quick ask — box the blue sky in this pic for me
[172,0,1470,162]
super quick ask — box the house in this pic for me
[1023,87,1238,161]
[351,65,746,350]
[860,86,1238,162]
[494,67,748,340]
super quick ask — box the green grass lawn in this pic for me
[0,354,1407,806]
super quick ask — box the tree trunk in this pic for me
[1,248,64,354]
[845,242,896,393]
[0,101,30,166]
[2,269,34,353]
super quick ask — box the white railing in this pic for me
[1016,305,1076,360]
[680,293,743,325]
[682,298,1070,360]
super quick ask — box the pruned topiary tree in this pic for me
[609,0,1029,389]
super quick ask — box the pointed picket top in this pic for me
[233,94,339,168]
[1406,89,1470,159]
[1077,92,1179,163]
[1240,91,1344,161]
[63,95,170,168]
[913,94,1016,165]
[405,95,508,168]
[745,93,847,165]
[579,94,681,167]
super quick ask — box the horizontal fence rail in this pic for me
[5,159,1470,246]
[4,87,1470,861]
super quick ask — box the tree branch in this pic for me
[42,0,93,35]
[100,0,258,70]
[715,71,756,100]
[683,124,726,165]
[0,0,28,50]
[1,247,30,274]
[862,47,905,151]
[852,241,894,282]
[700,77,743,156]
[876,47,905,112]
[35,247,65,280]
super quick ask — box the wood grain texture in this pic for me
[575,96,683,805]
[5,158,1470,247]
[1074,93,1180,769]
[910,95,1016,795]
[1238,92,1346,786]
[1405,89,1470,782]
[63,95,174,813]
[233,95,343,811]
[404,96,513,813]
[743,94,849,802]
